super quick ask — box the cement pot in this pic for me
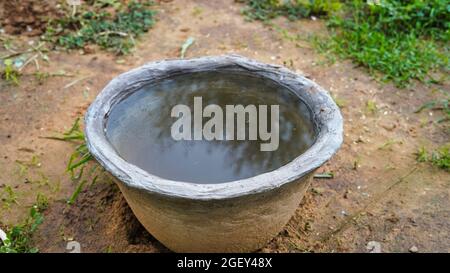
[85,55,343,252]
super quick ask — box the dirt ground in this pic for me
[0,0,60,36]
[0,0,449,253]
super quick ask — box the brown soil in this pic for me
[0,0,448,253]
[0,0,61,36]
[34,173,169,253]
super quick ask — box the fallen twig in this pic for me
[63,76,90,89]
[18,54,39,72]
[0,42,45,60]
[97,31,128,37]
[314,172,334,179]
[180,37,195,58]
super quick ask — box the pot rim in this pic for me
[85,54,343,200]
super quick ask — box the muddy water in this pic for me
[106,72,317,183]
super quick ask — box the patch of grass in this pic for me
[241,0,342,21]
[365,99,378,114]
[33,70,74,85]
[352,157,361,170]
[192,7,203,17]
[1,185,19,209]
[16,155,41,169]
[352,0,449,42]
[94,0,123,9]
[0,59,21,85]
[67,143,93,179]
[416,144,450,171]
[36,193,49,211]
[45,118,93,179]
[0,205,44,253]
[314,0,449,87]
[15,155,42,179]
[378,139,402,151]
[33,71,50,84]
[104,245,113,253]
[241,1,449,87]
[430,145,450,171]
[331,92,346,108]
[416,146,428,162]
[67,179,87,205]
[15,161,28,177]
[271,24,311,48]
[45,118,101,205]
[44,1,156,55]
[415,97,450,123]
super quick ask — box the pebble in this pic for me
[367,241,381,253]
[409,246,418,253]
[0,228,7,242]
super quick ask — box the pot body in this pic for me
[117,174,312,253]
[85,55,344,253]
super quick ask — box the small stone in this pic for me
[343,190,351,199]
[409,246,418,253]
[0,227,7,242]
[367,241,381,253]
